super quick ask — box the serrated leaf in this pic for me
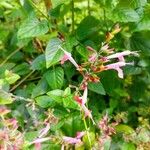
[88,82,106,95]
[0,90,13,104]
[76,16,100,40]
[45,38,63,68]
[18,14,49,39]
[134,17,150,32]
[47,89,64,103]
[109,8,140,22]
[31,78,49,98]
[31,54,46,70]
[35,95,55,108]
[44,67,64,89]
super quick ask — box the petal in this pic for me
[30,137,51,144]
[63,136,81,144]
[59,47,79,68]
[116,67,123,78]
[82,87,88,105]
[76,132,85,139]
[35,143,41,150]
[61,54,69,64]
[38,123,50,138]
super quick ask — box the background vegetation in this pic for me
[0,0,150,149]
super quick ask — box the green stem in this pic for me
[10,70,35,92]
[103,8,108,32]
[71,0,75,33]
[0,47,22,67]
[83,117,92,149]
[88,0,91,16]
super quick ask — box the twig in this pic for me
[10,70,35,92]
[0,47,22,67]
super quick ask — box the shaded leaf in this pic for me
[76,16,100,40]
[35,95,55,108]
[45,67,64,90]
[88,82,106,95]
[31,54,46,70]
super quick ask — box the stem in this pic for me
[71,0,75,33]
[88,0,91,16]
[83,117,92,148]
[0,47,22,67]
[103,8,108,32]
[10,70,35,92]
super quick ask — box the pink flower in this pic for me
[35,143,41,150]
[30,137,51,144]
[38,123,50,138]
[89,53,97,62]
[105,62,134,78]
[74,87,95,124]
[0,106,10,116]
[101,43,114,54]
[63,131,85,144]
[63,136,81,144]
[106,50,139,62]
[76,131,85,139]
[86,46,97,62]
[59,46,79,68]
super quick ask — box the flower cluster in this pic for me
[60,42,138,120]
[59,41,138,148]
[0,106,24,150]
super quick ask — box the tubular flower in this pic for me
[104,62,134,78]
[106,50,139,62]
[63,131,85,144]
[74,87,95,124]
[86,46,98,62]
[59,46,79,68]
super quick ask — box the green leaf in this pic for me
[121,142,136,150]
[18,14,49,39]
[130,32,150,55]
[109,8,140,22]
[83,132,95,149]
[12,63,30,75]
[88,82,106,95]
[47,89,64,103]
[76,16,100,40]
[45,67,64,90]
[35,95,55,108]
[103,138,111,150]
[31,78,49,98]
[134,17,150,32]
[63,95,79,110]
[0,90,13,104]
[45,38,63,68]
[31,54,46,70]
[51,0,69,8]
[115,124,134,134]
[5,70,20,84]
